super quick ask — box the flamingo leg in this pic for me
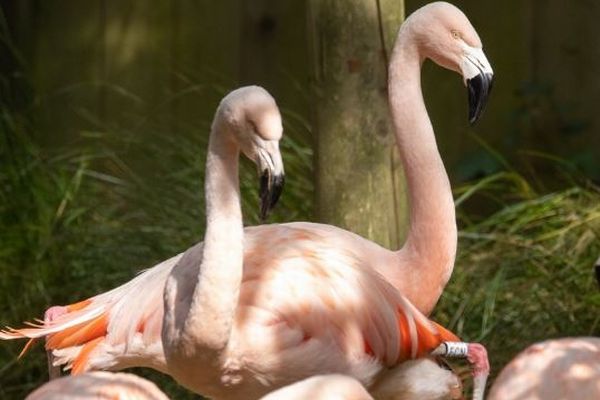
[431,341,489,400]
[44,306,69,380]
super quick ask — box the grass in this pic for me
[435,172,600,381]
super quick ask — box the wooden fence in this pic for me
[3,0,599,181]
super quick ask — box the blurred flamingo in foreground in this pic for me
[27,359,466,400]
[26,372,169,400]
[488,337,600,400]
[2,2,493,399]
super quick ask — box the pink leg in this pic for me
[44,305,68,380]
[430,342,489,400]
[467,343,490,377]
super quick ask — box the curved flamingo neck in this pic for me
[389,30,457,314]
[183,118,244,351]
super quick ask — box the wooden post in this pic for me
[307,0,407,248]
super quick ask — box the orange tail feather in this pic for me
[396,310,412,359]
[18,338,37,359]
[46,314,108,350]
[66,299,93,313]
[71,336,104,375]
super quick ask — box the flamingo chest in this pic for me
[219,312,384,398]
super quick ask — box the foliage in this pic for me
[435,172,600,382]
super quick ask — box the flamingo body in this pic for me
[3,222,395,371]
[488,338,600,400]
[163,224,459,399]
[25,371,169,400]
[3,225,465,399]
[26,362,463,400]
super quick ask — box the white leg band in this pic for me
[430,341,469,358]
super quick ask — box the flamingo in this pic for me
[159,75,489,398]
[26,359,466,400]
[488,337,600,400]
[25,371,170,400]
[1,2,493,398]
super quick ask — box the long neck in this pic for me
[184,119,244,351]
[389,31,457,313]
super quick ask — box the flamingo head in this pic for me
[403,2,494,124]
[218,85,285,220]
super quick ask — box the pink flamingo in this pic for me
[25,371,170,400]
[488,337,600,400]
[2,2,493,398]
[27,360,466,400]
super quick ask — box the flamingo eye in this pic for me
[451,30,461,39]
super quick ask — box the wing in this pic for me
[233,225,458,383]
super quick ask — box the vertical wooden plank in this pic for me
[0,0,36,64]
[28,0,105,146]
[170,0,243,134]
[102,0,173,131]
[530,0,600,178]
[308,0,407,248]
[0,0,36,114]
[238,0,311,129]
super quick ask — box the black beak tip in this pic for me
[595,263,600,290]
[467,72,494,125]
[259,171,285,221]
[468,110,478,126]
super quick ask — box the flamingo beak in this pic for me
[467,73,493,124]
[257,145,285,221]
[459,45,494,125]
[259,170,284,221]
